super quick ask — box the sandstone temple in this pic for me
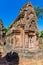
[0,2,39,55]
[6,2,39,57]
[0,3,43,65]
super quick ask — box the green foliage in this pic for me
[34,7,43,18]
[39,30,43,38]
[34,7,43,38]
[4,27,10,33]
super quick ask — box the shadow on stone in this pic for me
[0,52,19,65]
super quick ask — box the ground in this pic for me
[19,58,43,65]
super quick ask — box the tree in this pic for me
[34,7,43,18]
[39,31,43,38]
[34,7,43,38]
[4,27,10,33]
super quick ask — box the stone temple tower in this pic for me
[6,2,39,57]
[19,2,39,51]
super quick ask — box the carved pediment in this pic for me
[7,2,38,36]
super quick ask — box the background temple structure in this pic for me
[0,20,5,57]
[6,2,39,57]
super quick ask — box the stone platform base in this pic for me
[18,49,43,65]
[0,48,43,65]
[14,48,43,59]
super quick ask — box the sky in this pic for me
[0,0,43,31]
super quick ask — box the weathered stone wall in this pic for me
[38,38,43,49]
